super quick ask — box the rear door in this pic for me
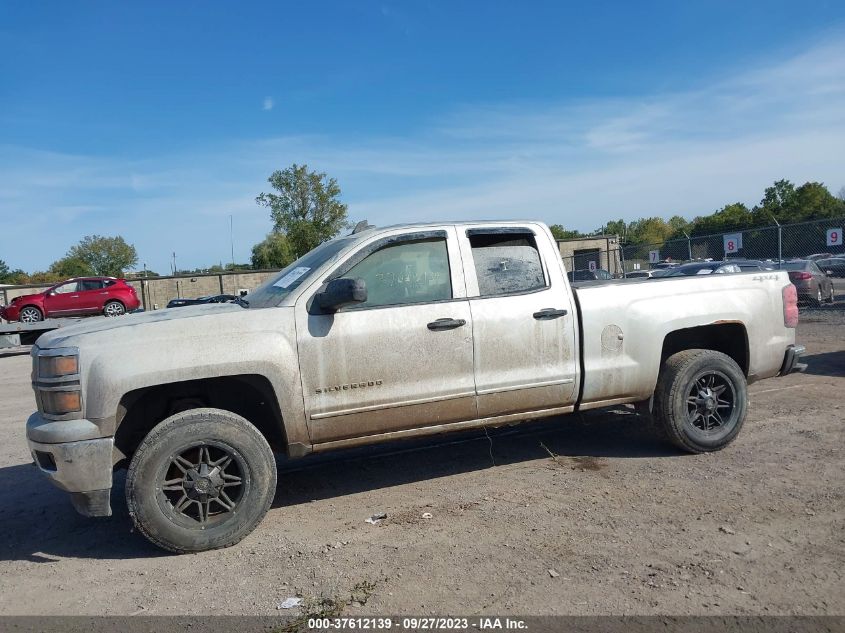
[458,225,578,418]
[75,279,106,314]
[295,227,477,445]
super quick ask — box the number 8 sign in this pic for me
[828,228,843,247]
[723,232,743,254]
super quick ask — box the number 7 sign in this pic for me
[827,228,843,246]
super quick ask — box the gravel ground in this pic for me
[0,320,842,617]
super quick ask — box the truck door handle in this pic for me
[533,308,568,320]
[427,318,467,331]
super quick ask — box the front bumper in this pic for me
[26,412,114,517]
[779,344,807,376]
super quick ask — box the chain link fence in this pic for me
[560,216,845,319]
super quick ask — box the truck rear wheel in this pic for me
[652,349,747,453]
[126,408,277,553]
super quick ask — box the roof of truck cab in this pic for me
[351,220,543,235]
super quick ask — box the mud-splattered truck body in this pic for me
[26,221,805,552]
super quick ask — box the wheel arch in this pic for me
[660,322,749,376]
[114,374,287,463]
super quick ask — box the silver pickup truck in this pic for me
[26,221,805,552]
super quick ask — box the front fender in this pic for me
[73,307,307,448]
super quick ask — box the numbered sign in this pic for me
[588,260,597,272]
[649,250,660,264]
[827,228,843,247]
[723,232,743,254]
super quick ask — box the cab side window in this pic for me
[469,231,546,296]
[341,238,452,309]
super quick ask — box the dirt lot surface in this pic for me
[0,320,842,617]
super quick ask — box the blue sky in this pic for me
[2,1,844,274]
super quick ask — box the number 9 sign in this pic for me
[828,228,843,247]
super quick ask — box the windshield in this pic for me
[243,237,357,308]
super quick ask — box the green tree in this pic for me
[0,260,29,284]
[625,217,673,245]
[602,220,627,239]
[790,182,845,220]
[66,235,138,277]
[256,163,349,257]
[49,255,94,279]
[28,271,62,284]
[251,232,294,269]
[691,203,753,236]
[549,224,582,240]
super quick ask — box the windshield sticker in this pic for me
[273,267,310,288]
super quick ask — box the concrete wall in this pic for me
[556,235,622,274]
[0,270,280,311]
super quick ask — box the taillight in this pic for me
[791,272,812,280]
[783,284,799,328]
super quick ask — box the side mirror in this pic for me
[825,270,833,276]
[315,278,367,312]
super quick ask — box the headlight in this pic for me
[39,355,79,378]
[33,347,82,418]
[40,390,82,415]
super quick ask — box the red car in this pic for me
[1,277,140,323]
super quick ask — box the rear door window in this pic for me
[468,231,546,296]
[78,280,104,291]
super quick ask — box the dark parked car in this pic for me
[726,259,775,272]
[664,262,742,276]
[166,294,237,308]
[816,257,845,278]
[781,260,835,305]
[625,269,672,278]
[567,268,612,282]
[0,277,140,323]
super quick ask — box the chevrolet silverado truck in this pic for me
[26,221,806,553]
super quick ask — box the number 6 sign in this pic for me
[827,228,843,247]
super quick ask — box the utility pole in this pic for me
[683,231,692,261]
[769,214,782,268]
[230,214,235,270]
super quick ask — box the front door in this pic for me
[296,228,477,445]
[458,226,579,418]
[43,281,80,316]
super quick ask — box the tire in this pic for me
[652,349,747,454]
[126,408,277,553]
[828,287,835,304]
[814,287,823,307]
[19,306,43,323]
[103,300,126,317]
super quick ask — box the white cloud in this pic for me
[1,35,843,273]
[262,97,274,111]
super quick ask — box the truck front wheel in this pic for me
[652,349,748,453]
[126,408,277,553]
